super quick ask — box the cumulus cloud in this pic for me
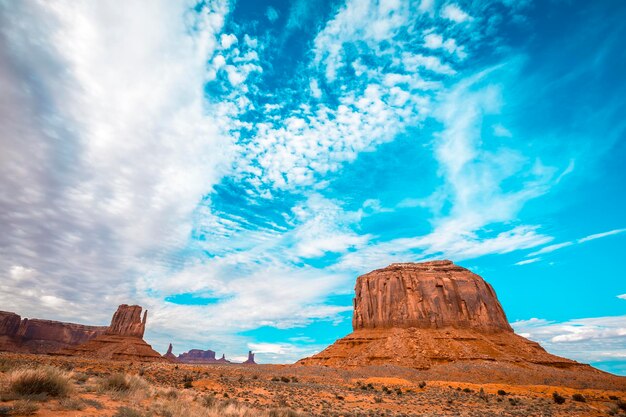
[512,315,626,365]
[441,4,472,23]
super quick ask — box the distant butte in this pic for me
[297,260,604,375]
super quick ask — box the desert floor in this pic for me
[1,353,625,417]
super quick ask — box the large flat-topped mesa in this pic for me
[298,260,587,371]
[353,260,512,332]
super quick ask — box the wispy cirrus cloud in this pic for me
[523,228,626,259]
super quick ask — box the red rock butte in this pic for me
[57,304,163,362]
[297,260,611,378]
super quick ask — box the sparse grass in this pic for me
[73,372,89,384]
[83,398,104,409]
[56,397,85,410]
[114,406,144,417]
[9,400,39,416]
[7,366,72,398]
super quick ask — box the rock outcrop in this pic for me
[177,349,234,364]
[106,304,147,338]
[163,343,177,361]
[243,351,256,364]
[0,311,107,354]
[298,261,582,370]
[57,305,163,362]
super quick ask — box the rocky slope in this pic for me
[297,261,588,372]
[57,304,163,361]
[0,311,106,354]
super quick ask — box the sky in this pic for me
[0,0,625,374]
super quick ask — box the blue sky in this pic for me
[0,0,625,373]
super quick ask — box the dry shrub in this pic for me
[100,373,131,392]
[100,373,149,393]
[7,366,72,398]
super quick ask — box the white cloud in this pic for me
[528,242,574,256]
[266,6,279,23]
[515,257,540,266]
[579,228,626,243]
[0,0,232,323]
[492,123,512,137]
[8,265,37,281]
[512,315,626,364]
[527,228,626,257]
[418,0,435,14]
[441,4,472,23]
[618,294,626,300]
[220,33,238,49]
[423,32,467,59]
[248,342,326,364]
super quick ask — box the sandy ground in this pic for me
[1,352,625,416]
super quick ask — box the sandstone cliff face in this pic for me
[0,311,107,354]
[0,311,21,337]
[299,260,581,371]
[106,305,147,338]
[353,261,512,332]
